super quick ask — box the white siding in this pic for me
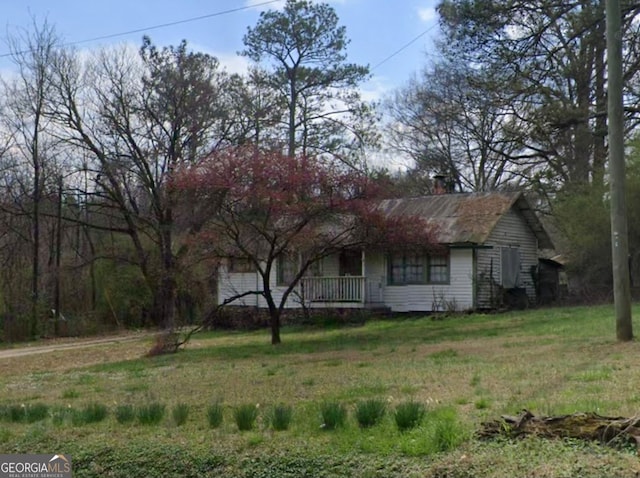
[475,208,538,308]
[218,265,263,307]
[364,252,386,304]
[383,249,474,312]
[218,255,343,309]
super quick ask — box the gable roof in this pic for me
[378,191,554,249]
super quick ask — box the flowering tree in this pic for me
[175,147,440,344]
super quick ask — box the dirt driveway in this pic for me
[0,332,151,360]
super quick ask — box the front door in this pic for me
[339,250,362,276]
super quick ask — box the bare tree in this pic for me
[48,38,239,329]
[2,18,62,337]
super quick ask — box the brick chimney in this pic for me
[433,174,448,195]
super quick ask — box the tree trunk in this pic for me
[479,409,640,449]
[31,135,40,339]
[158,214,176,330]
[270,311,281,345]
[287,71,297,158]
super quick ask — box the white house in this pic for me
[217,191,554,312]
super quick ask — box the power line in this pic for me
[0,0,282,59]
[371,24,438,71]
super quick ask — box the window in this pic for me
[388,253,449,285]
[428,255,449,283]
[277,253,299,286]
[228,257,256,273]
[501,247,520,288]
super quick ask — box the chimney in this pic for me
[433,174,449,195]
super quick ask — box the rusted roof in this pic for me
[378,191,554,249]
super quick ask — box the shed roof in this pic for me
[378,191,554,250]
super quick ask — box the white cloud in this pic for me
[245,0,346,11]
[246,0,286,10]
[418,6,437,23]
[215,52,251,76]
[360,75,393,103]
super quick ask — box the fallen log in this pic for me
[478,410,640,450]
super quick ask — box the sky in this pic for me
[0,0,442,101]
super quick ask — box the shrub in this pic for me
[72,402,108,426]
[320,402,347,430]
[234,404,259,431]
[172,403,189,426]
[137,402,165,425]
[270,404,293,431]
[394,401,426,432]
[355,399,386,428]
[207,401,224,429]
[115,404,136,424]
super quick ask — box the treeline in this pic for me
[2,0,640,340]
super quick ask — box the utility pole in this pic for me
[606,0,633,341]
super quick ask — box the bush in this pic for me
[207,401,224,429]
[320,402,347,430]
[394,401,426,432]
[137,402,165,425]
[355,399,386,428]
[234,404,259,431]
[115,404,136,424]
[172,403,189,426]
[270,404,293,431]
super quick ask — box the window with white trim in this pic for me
[388,253,449,285]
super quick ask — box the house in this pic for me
[217,191,555,312]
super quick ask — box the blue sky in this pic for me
[0,0,441,100]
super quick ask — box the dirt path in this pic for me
[0,333,151,360]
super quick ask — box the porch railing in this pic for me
[300,276,365,303]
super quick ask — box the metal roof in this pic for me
[378,191,554,250]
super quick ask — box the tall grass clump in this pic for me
[428,407,467,453]
[172,403,189,426]
[234,403,259,431]
[394,401,426,431]
[355,399,386,428]
[115,404,136,424]
[270,404,293,431]
[24,403,50,423]
[72,402,108,426]
[320,401,347,430]
[137,402,165,425]
[207,401,224,429]
[1,403,50,423]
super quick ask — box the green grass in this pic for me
[233,403,259,431]
[354,399,386,428]
[2,304,640,477]
[136,402,165,425]
[320,401,347,430]
[270,404,293,431]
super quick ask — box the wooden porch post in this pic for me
[361,249,366,304]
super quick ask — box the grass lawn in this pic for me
[2,304,640,477]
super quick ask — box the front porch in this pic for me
[299,276,383,307]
